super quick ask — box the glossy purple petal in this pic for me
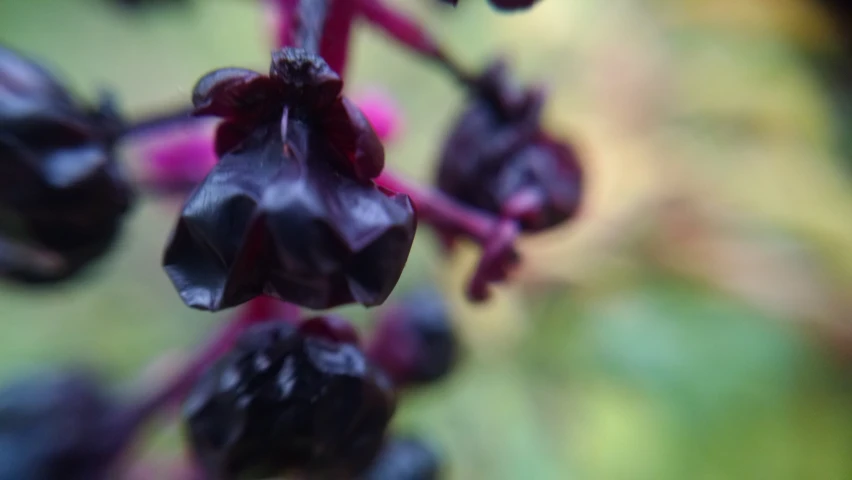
[164,49,413,311]
[192,68,279,119]
[183,320,395,479]
[322,96,385,179]
[163,123,415,311]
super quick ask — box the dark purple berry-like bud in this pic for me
[368,289,457,387]
[108,0,189,8]
[360,436,441,480]
[0,370,127,480]
[0,46,133,282]
[437,0,539,11]
[163,48,416,312]
[487,0,539,10]
[436,60,581,233]
[183,320,396,480]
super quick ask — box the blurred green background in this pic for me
[3,0,852,478]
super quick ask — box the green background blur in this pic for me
[3,0,852,478]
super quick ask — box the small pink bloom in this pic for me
[352,89,405,143]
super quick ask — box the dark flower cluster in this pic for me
[0,0,579,478]
[184,318,395,479]
[368,289,458,387]
[184,292,456,479]
[0,371,128,480]
[164,48,416,312]
[0,46,133,283]
[437,60,582,233]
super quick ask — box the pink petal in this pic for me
[352,89,405,143]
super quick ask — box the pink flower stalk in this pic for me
[274,0,455,78]
[139,124,217,194]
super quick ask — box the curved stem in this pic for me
[100,311,255,479]
[119,106,198,138]
[277,0,331,53]
[376,170,520,301]
[355,0,475,86]
[123,297,300,425]
[376,170,495,242]
[125,313,252,424]
[272,0,298,48]
[294,0,331,53]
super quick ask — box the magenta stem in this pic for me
[275,0,331,53]
[241,295,301,324]
[126,297,300,424]
[273,0,474,84]
[355,0,474,86]
[273,0,299,48]
[320,1,357,76]
[294,0,330,52]
[376,170,521,301]
[127,314,250,423]
[119,106,198,138]
[376,170,496,243]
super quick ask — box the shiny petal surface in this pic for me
[184,321,395,479]
[164,123,415,311]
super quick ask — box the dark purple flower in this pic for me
[0,370,128,480]
[436,60,582,233]
[163,48,416,311]
[360,436,441,480]
[437,0,539,11]
[0,46,134,283]
[108,0,189,8]
[183,319,395,479]
[487,0,539,10]
[368,289,458,387]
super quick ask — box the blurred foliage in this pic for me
[3,0,852,478]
